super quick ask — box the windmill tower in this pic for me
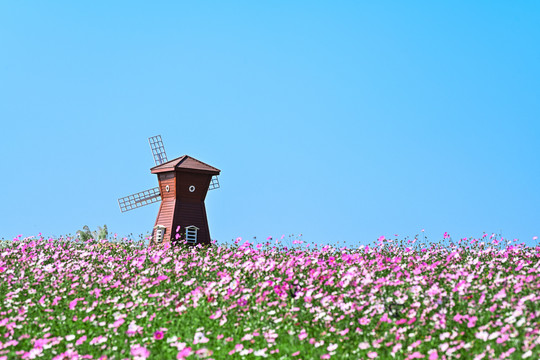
[118,135,220,247]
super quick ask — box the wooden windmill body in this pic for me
[118,136,220,247]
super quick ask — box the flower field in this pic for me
[0,233,539,360]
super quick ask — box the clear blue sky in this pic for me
[1,1,538,248]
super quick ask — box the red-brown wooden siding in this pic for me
[176,171,212,202]
[158,172,176,200]
[153,198,175,242]
[172,201,211,245]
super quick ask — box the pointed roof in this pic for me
[150,155,221,175]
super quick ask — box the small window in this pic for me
[185,225,199,245]
[154,225,166,244]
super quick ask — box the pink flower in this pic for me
[75,335,87,345]
[154,331,164,340]
[496,333,509,344]
[111,318,125,329]
[69,298,80,310]
[131,344,150,359]
[52,350,79,360]
[177,347,192,360]
[126,322,143,336]
[358,317,370,325]
[368,352,378,358]
[298,331,308,340]
[34,338,48,349]
[429,350,439,360]
[92,288,101,298]
[89,335,107,345]
[292,351,300,356]
[195,348,213,357]
[327,343,338,352]
[209,310,222,319]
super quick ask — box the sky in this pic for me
[0,1,539,248]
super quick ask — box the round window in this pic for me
[189,185,196,192]
[165,185,170,192]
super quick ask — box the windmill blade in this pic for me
[118,187,161,212]
[208,175,220,190]
[148,135,168,166]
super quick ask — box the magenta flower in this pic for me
[68,298,79,310]
[154,330,164,340]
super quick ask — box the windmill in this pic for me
[118,135,221,247]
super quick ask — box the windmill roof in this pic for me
[150,155,221,175]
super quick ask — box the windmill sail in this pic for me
[118,187,161,212]
[149,135,168,166]
[208,175,220,190]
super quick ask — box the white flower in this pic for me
[254,349,268,357]
[193,332,209,344]
[166,336,178,343]
[522,350,532,358]
[327,343,338,352]
[475,331,488,341]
